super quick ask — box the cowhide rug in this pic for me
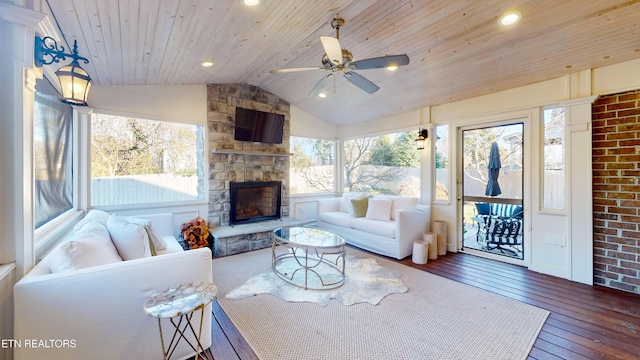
[225,256,408,306]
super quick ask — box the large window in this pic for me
[34,77,73,228]
[542,107,566,210]
[343,131,420,196]
[91,113,206,206]
[290,136,335,194]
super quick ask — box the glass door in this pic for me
[461,123,524,260]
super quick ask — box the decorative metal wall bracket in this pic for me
[34,36,89,68]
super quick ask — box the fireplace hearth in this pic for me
[230,181,282,225]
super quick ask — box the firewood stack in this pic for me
[180,217,210,249]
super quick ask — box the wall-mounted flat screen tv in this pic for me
[234,107,284,144]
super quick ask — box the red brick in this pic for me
[607,163,635,170]
[620,184,640,192]
[597,227,619,235]
[606,177,635,184]
[593,111,618,120]
[593,219,606,227]
[593,170,619,177]
[621,245,640,254]
[592,140,618,148]
[619,139,640,147]
[594,205,607,213]
[621,260,640,271]
[594,212,619,221]
[618,108,640,117]
[607,132,637,140]
[618,124,640,132]
[606,192,633,199]
[608,281,637,292]
[621,231,640,239]
[592,149,607,156]
[592,106,607,114]
[621,170,640,177]
[608,102,637,111]
[608,266,637,277]
[608,221,638,230]
[607,250,636,261]
[607,116,639,125]
[593,198,617,206]
[609,207,637,215]
[594,96,619,105]
[595,240,619,250]
[619,92,640,101]
[594,255,618,265]
[608,147,637,155]
[594,277,606,285]
[593,163,606,170]
[594,233,606,241]
[620,200,640,207]
[605,236,638,246]
[621,276,640,286]
[594,269,620,280]
[621,215,640,223]
[592,134,607,141]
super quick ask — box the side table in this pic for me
[144,281,217,360]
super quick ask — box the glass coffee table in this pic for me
[272,227,346,290]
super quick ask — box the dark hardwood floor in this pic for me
[208,251,640,360]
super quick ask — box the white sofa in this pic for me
[316,194,431,259]
[13,213,213,360]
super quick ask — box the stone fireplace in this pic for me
[207,83,302,256]
[230,181,281,225]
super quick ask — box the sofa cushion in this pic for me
[366,198,392,221]
[350,218,396,239]
[351,196,371,218]
[390,197,418,220]
[340,193,369,215]
[49,221,123,273]
[106,215,152,260]
[318,211,354,228]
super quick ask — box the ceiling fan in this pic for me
[270,17,410,98]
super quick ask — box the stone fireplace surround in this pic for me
[207,84,303,256]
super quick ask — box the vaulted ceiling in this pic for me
[47,0,640,126]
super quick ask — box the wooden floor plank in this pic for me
[209,250,640,360]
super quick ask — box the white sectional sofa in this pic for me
[13,212,213,360]
[316,194,431,259]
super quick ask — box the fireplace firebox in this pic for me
[230,181,282,225]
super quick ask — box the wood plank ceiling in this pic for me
[46,0,640,126]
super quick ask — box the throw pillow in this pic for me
[126,217,168,251]
[351,196,371,218]
[366,198,393,221]
[72,209,111,232]
[106,215,152,260]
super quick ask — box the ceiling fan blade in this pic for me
[320,36,343,66]
[351,54,410,70]
[343,71,380,94]
[307,73,335,98]
[270,66,325,73]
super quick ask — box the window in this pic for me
[34,77,73,228]
[542,107,566,210]
[434,125,449,201]
[343,131,420,196]
[90,113,206,206]
[290,136,335,194]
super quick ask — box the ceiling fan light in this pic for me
[499,11,522,26]
[243,0,259,6]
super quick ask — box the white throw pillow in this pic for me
[390,197,418,220]
[366,198,393,221]
[125,217,168,251]
[339,193,360,213]
[72,209,111,232]
[49,222,122,273]
[106,215,152,260]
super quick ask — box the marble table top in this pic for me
[144,281,217,319]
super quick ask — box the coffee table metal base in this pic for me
[272,235,345,290]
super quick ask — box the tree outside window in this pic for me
[290,137,335,194]
[343,131,420,196]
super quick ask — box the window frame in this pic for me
[540,105,568,213]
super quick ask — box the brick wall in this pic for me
[592,89,640,294]
[207,83,290,228]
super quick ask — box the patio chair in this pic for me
[474,203,523,253]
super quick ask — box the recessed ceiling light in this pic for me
[243,0,259,6]
[499,11,522,26]
[202,60,214,67]
[318,93,327,98]
[387,65,398,71]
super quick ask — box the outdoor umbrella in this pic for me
[485,141,502,197]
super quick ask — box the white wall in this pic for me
[88,85,207,124]
[290,105,336,139]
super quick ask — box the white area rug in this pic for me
[213,248,550,360]
[226,255,408,306]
